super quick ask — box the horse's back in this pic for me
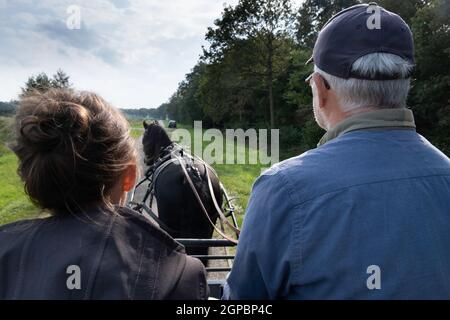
[154,158,220,240]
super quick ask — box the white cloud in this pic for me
[0,0,238,107]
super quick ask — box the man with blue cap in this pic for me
[225,3,450,299]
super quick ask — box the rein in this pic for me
[171,151,239,244]
[129,143,240,243]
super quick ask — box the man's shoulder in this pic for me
[260,130,450,206]
[254,148,334,206]
[260,143,339,185]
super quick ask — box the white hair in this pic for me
[315,53,414,112]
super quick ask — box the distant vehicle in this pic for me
[168,120,177,128]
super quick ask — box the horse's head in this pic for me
[142,120,172,165]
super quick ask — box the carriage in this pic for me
[168,120,177,128]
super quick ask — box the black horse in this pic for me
[141,121,222,263]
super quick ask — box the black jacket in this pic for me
[0,206,208,299]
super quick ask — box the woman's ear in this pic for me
[122,163,137,192]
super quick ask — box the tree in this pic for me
[203,0,296,128]
[296,0,360,48]
[120,106,167,120]
[198,42,268,127]
[0,101,18,116]
[52,69,71,89]
[361,0,430,24]
[408,0,450,153]
[21,69,72,97]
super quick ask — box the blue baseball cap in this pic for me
[307,3,415,80]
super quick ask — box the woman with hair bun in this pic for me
[0,89,208,300]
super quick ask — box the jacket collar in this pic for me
[318,108,416,146]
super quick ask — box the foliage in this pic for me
[121,105,167,120]
[296,0,360,48]
[0,101,17,116]
[203,0,296,128]
[408,0,450,154]
[20,69,72,97]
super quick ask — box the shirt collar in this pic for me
[318,108,416,146]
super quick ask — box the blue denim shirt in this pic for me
[226,109,450,299]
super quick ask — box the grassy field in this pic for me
[0,117,42,225]
[0,117,272,228]
[129,118,146,138]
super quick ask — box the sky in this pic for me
[0,0,243,108]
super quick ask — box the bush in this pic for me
[278,122,325,159]
[279,125,303,148]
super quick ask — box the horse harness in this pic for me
[130,143,240,244]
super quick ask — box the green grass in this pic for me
[213,164,262,227]
[128,118,145,128]
[0,152,41,225]
[0,117,42,226]
[130,128,144,138]
[128,118,153,138]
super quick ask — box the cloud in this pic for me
[37,19,122,65]
[39,20,100,50]
[0,0,239,107]
[108,0,130,9]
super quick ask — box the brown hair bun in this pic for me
[19,102,89,153]
[13,89,137,214]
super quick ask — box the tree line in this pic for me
[0,101,17,116]
[121,106,167,119]
[156,0,449,154]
